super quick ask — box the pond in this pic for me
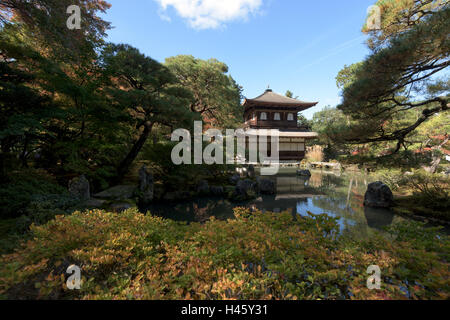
[145,168,410,237]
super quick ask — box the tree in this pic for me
[101,45,197,180]
[0,0,111,62]
[165,55,242,129]
[0,0,120,184]
[338,0,449,153]
[310,107,351,160]
[285,90,299,99]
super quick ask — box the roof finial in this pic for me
[265,85,272,93]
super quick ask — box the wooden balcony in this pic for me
[244,119,311,132]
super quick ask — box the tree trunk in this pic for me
[423,156,441,174]
[116,122,153,182]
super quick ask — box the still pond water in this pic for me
[146,168,410,237]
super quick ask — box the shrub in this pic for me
[306,146,324,163]
[402,171,449,208]
[0,170,67,219]
[0,208,448,300]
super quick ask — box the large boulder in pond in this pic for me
[138,165,154,205]
[258,178,276,195]
[68,175,90,201]
[296,170,311,177]
[364,181,394,208]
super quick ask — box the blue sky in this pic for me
[101,0,376,119]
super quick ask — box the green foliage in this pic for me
[0,170,67,219]
[0,208,448,300]
[310,106,351,160]
[141,142,234,192]
[0,0,111,61]
[165,55,242,129]
[338,2,449,147]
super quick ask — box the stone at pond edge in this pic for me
[68,175,90,201]
[258,178,276,195]
[232,179,259,201]
[210,186,224,196]
[83,198,106,208]
[138,165,154,205]
[296,170,311,177]
[197,180,210,195]
[364,181,394,208]
[94,185,136,200]
[109,202,133,213]
[229,173,240,185]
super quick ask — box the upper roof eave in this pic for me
[242,89,318,109]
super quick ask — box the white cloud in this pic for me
[154,0,263,29]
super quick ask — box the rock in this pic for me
[247,165,256,178]
[296,170,311,177]
[68,175,90,201]
[258,178,276,195]
[83,198,106,208]
[364,181,394,208]
[229,173,241,185]
[109,202,132,213]
[210,186,224,196]
[232,179,258,201]
[94,185,136,200]
[138,165,154,205]
[197,180,210,195]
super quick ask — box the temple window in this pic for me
[274,113,281,121]
[260,112,267,120]
[287,113,294,121]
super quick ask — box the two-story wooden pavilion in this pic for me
[243,89,319,161]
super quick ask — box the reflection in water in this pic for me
[364,207,395,230]
[145,169,404,236]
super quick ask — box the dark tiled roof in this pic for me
[243,89,318,109]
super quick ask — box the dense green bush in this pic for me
[0,208,448,300]
[0,170,67,219]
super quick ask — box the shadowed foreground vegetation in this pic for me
[0,208,448,300]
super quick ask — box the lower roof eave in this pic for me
[244,129,319,139]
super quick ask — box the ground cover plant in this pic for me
[0,208,448,300]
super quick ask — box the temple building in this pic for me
[243,89,318,162]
